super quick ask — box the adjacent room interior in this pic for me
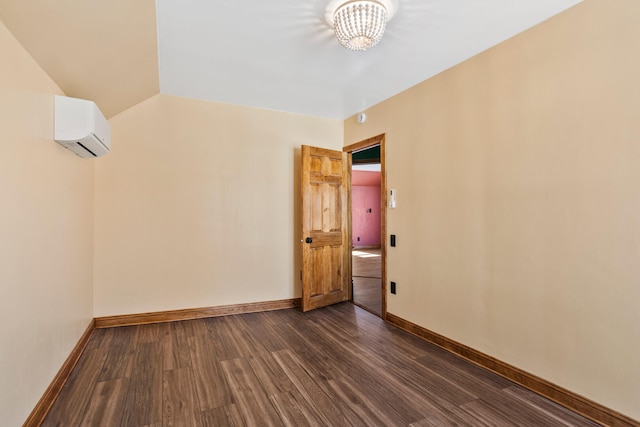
[351,145,383,316]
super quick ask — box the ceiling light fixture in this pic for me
[325,0,398,52]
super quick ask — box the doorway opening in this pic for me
[344,135,386,318]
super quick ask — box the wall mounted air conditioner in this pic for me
[54,95,111,158]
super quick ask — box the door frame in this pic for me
[344,134,387,319]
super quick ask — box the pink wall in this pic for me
[352,171,381,247]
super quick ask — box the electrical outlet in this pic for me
[390,281,396,294]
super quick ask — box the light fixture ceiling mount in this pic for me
[325,0,398,51]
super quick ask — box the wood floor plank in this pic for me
[270,323,339,382]
[384,355,480,407]
[303,304,363,339]
[415,342,514,390]
[246,353,296,396]
[291,315,458,423]
[333,357,449,424]
[79,378,128,426]
[44,303,603,426]
[272,349,357,426]
[409,409,493,427]
[242,318,291,354]
[226,404,245,426]
[200,405,239,427]
[503,385,599,426]
[258,306,306,326]
[41,348,108,426]
[267,357,371,427]
[460,398,521,426]
[119,341,163,426]
[409,412,491,427]
[202,315,226,333]
[318,305,479,424]
[163,321,192,371]
[218,312,252,333]
[473,388,600,426]
[135,322,163,344]
[220,357,283,426]
[97,326,137,382]
[269,390,325,427]
[240,311,285,328]
[188,334,233,410]
[326,377,402,426]
[314,310,478,412]
[163,367,204,427]
[207,315,256,361]
[325,303,432,361]
[278,322,442,423]
[206,320,247,361]
[85,327,115,351]
[174,317,209,338]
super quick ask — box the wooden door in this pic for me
[301,145,350,312]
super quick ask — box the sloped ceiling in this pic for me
[0,0,582,119]
[0,0,158,118]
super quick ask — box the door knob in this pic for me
[305,237,313,244]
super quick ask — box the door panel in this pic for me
[301,145,350,312]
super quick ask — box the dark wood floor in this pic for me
[42,303,598,426]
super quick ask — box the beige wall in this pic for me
[94,95,343,316]
[0,20,94,426]
[345,0,640,420]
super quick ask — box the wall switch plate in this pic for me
[390,281,396,294]
[390,234,396,247]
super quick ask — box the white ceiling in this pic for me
[0,0,583,119]
[157,0,582,120]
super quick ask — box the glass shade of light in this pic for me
[333,1,388,51]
